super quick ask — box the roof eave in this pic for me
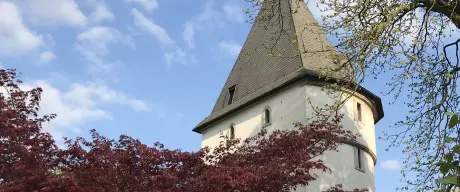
[193,71,384,134]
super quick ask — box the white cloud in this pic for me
[183,22,195,49]
[126,0,158,12]
[15,0,87,27]
[76,26,134,73]
[381,160,401,170]
[130,8,196,67]
[183,1,221,49]
[39,51,56,63]
[223,4,244,23]
[219,41,242,57]
[183,1,243,49]
[19,81,109,141]
[87,0,114,24]
[128,99,151,112]
[131,8,174,46]
[0,1,43,56]
[164,47,198,68]
[64,82,150,112]
[20,80,150,141]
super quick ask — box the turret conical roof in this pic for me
[193,0,383,132]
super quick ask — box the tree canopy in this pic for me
[244,0,460,190]
[0,68,364,192]
[317,0,460,190]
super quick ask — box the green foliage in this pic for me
[433,112,460,190]
[448,113,459,128]
[439,175,457,185]
[245,0,460,190]
[312,0,460,190]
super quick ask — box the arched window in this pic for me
[262,106,272,127]
[229,125,235,139]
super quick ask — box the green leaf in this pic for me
[449,114,458,128]
[439,162,451,175]
[454,145,460,154]
[445,153,454,163]
[439,174,457,185]
[446,112,456,116]
[445,137,456,143]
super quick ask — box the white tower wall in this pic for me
[201,82,378,192]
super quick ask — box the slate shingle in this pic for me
[193,0,383,133]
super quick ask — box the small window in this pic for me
[262,106,272,127]
[264,109,270,124]
[229,125,235,139]
[354,147,364,172]
[356,102,362,122]
[227,86,236,105]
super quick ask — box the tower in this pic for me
[193,0,384,191]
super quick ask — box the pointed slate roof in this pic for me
[193,0,383,133]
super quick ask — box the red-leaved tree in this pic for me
[0,69,366,192]
[0,69,58,191]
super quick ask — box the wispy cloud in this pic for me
[0,1,44,56]
[39,51,56,63]
[126,0,159,12]
[223,4,244,23]
[87,0,114,24]
[15,0,87,27]
[219,41,242,57]
[183,1,222,49]
[164,47,198,68]
[381,160,401,171]
[20,80,151,143]
[64,81,150,112]
[183,1,246,50]
[131,8,174,46]
[76,26,134,74]
[131,8,197,68]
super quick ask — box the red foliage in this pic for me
[0,69,367,192]
[0,69,58,191]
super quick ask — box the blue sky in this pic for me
[0,0,405,191]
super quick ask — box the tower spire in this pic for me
[290,0,336,71]
[193,0,366,133]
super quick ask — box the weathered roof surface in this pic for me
[211,0,304,114]
[193,0,384,133]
